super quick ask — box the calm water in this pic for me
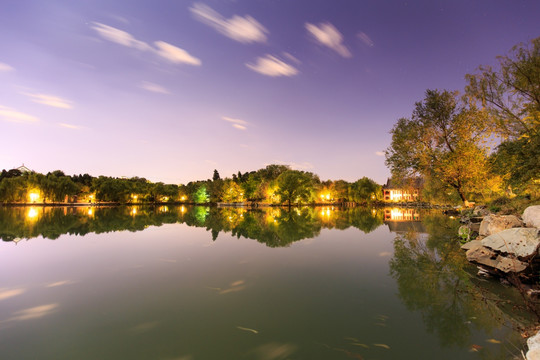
[0,206,535,359]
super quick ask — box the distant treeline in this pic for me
[0,165,382,205]
[0,206,385,247]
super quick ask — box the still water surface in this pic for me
[0,206,535,359]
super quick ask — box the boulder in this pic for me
[461,239,483,251]
[527,330,540,360]
[481,228,540,259]
[523,205,540,229]
[494,255,528,273]
[466,246,498,268]
[479,214,523,237]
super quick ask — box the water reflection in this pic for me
[0,206,385,246]
[389,214,537,357]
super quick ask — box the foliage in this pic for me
[275,170,316,206]
[466,37,540,194]
[385,89,493,204]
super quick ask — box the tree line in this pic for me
[385,37,539,205]
[0,165,382,205]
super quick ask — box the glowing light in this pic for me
[27,207,38,220]
[131,208,137,215]
[180,206,186,214]
[132,195,138,202]
[87,208,93,216]
[161,196,169,202]
[326,194,330,200]
[29,192,39,203]
[160,206,169,213]
[180,196,186,201]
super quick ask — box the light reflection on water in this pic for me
[0,205,536,359]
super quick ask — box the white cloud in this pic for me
[0,288,25,301]
[0,62,14,72]
[223,116,248,130]
[358,32,374,47]
[58,123,80,129]
[154,41,201,66]
[0,105,38,123]
[139,81,170,94]
[190,3,268,44]
[223,116,247,126]
[91,22,151,51]
[90,23,201,66]
[246,55,298,77]
[305,22,351,58]
[375,151,385,156]
[23,93,73,109]
[232,124,246,130]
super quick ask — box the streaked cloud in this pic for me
[58,123,80,130]
[45,280,75,287]
[91,22,151,51]
[90,22,201,66]
[375,151,385,156]
[190,3,268,44]
[0,62,14,72]
[223,116,248,130]
[0,105,39,123]
[23,93,73,109]
[154,41,201,65]
[7,303,58,322]
[305,22,351,58]
[358,32,374,47]
[379,251,392,257]
[246,55,298,77]
[0,288,25,301]
[139,81,170,94]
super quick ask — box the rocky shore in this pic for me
[459,205,540,359]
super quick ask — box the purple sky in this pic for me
[1,0,538,184]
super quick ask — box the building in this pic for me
[16,164,32,173]
[382,178,423,202]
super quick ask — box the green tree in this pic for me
[350,177,381,203]
[385,89,492,204]
[466,37,540,192]
[222,180,244,203]
[275,170,315,207]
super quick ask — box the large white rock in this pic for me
[479,215,523,237]
[523,205,540,229]
[527,330,540,360]
[481,228,540,259]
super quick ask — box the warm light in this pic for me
[29,192,39,203]
[89,194,94,200]
[87,208,93,216]
[181,206,186,214]
[27,207,38,220]
[160,206,168,213]
[326,194,330,200]
[161,196,169,202]
[181,196,186,201]
[131,208,137,215]
[132,195,138,201]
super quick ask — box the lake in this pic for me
[0,205,535,359]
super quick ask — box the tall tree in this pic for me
[212,169,220,181]
[466,37,540,191]
[275,170,315,207]
[385,89,491,204]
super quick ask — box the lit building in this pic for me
[382,178,423,202]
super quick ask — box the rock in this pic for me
[494,255,528,273]
[479,214,523,237]
[527,330,540,360]
[481,228,540,259]
[461,239,483,250]
[466,246,498,268]
[523,205,540,229]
